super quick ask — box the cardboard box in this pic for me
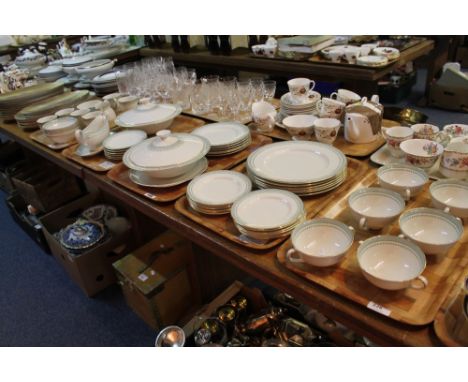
[40,192,133,297]
[5,192,50,253]
[113,230,201,331]
[428,82,468,111]
[12,163,84,213]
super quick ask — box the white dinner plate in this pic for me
[192,122,250,147]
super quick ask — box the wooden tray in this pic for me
[62,144,118,172]
[30,130,75,151]
[433,272,468,346]
[167,114,206,133]
[106,134,272,203]
[175,157,368,250]
[253,119,398,157]
[182,99,280,124]
[277,170,468,326]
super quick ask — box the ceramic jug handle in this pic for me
[359,217,367,230]
[310,80,316,90]
[330,92,338,100]
[405,189,411,201]
[444,206,450,214]
[410,275,428,290]
[287,248,303,264]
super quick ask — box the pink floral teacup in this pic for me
[382,126,414,158]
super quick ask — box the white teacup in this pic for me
[382,126,414,158]
[330,89,361,105]
[287,218,355,267]
[357,235,428,290]
[283,114,317,141]
[430,179,468,219]
[343,47,361,64]
[313,118,340,144]
[316,97,346,118]
[377,164,428,201]
[348,187,405,230]
[287,78,315,102]
[411,123,439,140]
[399,207,463,256]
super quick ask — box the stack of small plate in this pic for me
[277,91,321,126]
[0,82,64,121]
[187,170,252,215]
[14,90,90,130]
[91,71,119,96]
[247,141,347,196]
[191,122,251,156]
[38,66,66,82]
[231,189,306,241]
[103,130,147,161]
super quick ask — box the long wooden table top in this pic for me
[140,39,434,81]
[0,121,442,346]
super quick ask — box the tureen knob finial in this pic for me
[157,130,171,140]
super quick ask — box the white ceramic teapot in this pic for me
[344,96,383,144]
[75,114,110,151]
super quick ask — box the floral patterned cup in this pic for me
[382,126,414,158]
[400,139,444,169]
[411,123,439,140]
[287,78,315,102]
[440,142,468,179]
[443,124,468,138]
[314,118,341,144]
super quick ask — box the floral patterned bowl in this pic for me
[400,139,444,169]
[440,141,468,179]
[443,124,468,138]
[411,123,439,140]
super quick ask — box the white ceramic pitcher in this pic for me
[344,113,377,144]
[75,114,110,149]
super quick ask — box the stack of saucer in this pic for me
[38,66,66,82]
[231,189,306,241]
[103,130,147,161]
[247,141,347,196]
[191,122,251,156]
[91,71,119,96]
[187,170,252,215]
[277,91,321,125]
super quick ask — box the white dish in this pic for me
[42,116,78,134]
[129,157,208,188]
[372,47,400,60]
[188,170,251,207]
[247,141,346,184]
[356,55,389,67]
[399,207,464,256]
[400,139,443,169]
[231,189,304,231]
[348,187,405,230]
[430,179,468,219]
[103,130,147,151]
[287,219,354,267]
[191,122,250,147]
[377,164,428,200]
[357,235,427,290]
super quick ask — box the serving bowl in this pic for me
[357,235,427,290]
[348,187,405,230]
[411,123,439,140]
[283,114,317,140]
[42,116,79,144]
[399,207,464,256]
[400,139,444,168]
[377,164,428,200]
[287,219,355,267]
[430,179,468,219]
[440,141,468,179]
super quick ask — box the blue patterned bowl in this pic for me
[59,219,106,251]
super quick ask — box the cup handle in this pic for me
[444,206,450,214]
[310,80,316,90]
[405,189,411,201]
[398,233,406,239]
[348,226,355,233]
[359,217,367,230]
[330,92,338,100]
[410,275,428,290]
[287,248,303,264]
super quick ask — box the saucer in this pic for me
[75,145,104,157]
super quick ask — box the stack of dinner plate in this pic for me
[0,82,64,121]
[187,170,252,215]
[123,130,210,188]
[103,130,147,161]
[247,141,347,196]
[191,122,251,156]
[14,90,90,130]
[231,189,306,241]
[91,71,119,96]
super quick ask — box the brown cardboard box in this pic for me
[113,231,201,330]
[428,82,468,111]
[40,192,133,297]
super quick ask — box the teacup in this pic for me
[316,97,346,119]
[313,118,340,144]
[430,179,468,219]
[357,235,428,290]
[328,49,343,63]
[411,123,439,140]
[252,101,276,133]
[330,89,361,105]
[382,126,414,158]
[343,47,361,64]
[440,141,468,179]
[37,115,57,130]
[283,114,317,141]
[70,108,90,128]
[54,107,75,118]
[287,219,355,267]
[377,164,428,201]
[399,207,463,256]
[117,95,139,112]
[287,78,315,102]
[348,187,405,230]
[443,123,468,138]
[400,139,444,169]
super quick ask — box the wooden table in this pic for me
[140,39,434,96]
[0,122,443,346]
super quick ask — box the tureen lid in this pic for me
[124,130,210,170]
[116,103,181,127]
